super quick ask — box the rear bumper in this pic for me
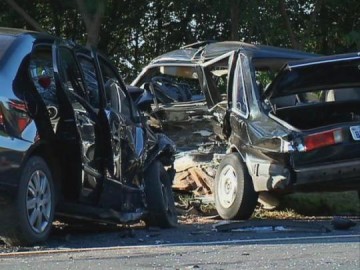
[294,159,360,189]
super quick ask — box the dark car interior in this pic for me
[138,66,205,105]
[269,88,360,130]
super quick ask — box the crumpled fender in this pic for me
[145,132,176,169]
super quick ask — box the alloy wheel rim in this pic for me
[26,170,52,234]
[218,165,238,209]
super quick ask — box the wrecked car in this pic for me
[132,41,360,220]
[0,28,177,246]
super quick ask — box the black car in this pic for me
[0,28,177,246]
[132,41,360,220]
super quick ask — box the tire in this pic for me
[215,153,258,220]
[144,161,178,228]
[1,156,55,246]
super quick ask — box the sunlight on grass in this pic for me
[274,191,360,217]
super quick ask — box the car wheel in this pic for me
[1,156,55,246]
[144,160,178,228]
[215,153,258,220]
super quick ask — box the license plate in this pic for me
[350,125,360,141]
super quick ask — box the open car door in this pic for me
[52,42,113,206]
[91,50,147,213]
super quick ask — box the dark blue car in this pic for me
[0,28,177,246]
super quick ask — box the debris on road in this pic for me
[213,220,332,233]
[172,148,224,196]
[331,217,357,230]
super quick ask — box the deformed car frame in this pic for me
[132,41,360,220]
[0,28,177,246]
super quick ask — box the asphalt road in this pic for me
[0,218,359,269]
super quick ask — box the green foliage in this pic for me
[280,191,360,216]
[1,0,359,81]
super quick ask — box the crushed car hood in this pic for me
[264,52,360,99]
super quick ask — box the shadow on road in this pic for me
[1,217,359,254]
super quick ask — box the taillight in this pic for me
[17,118,29,132]
[304,128,343,152]
[8,100,30,133]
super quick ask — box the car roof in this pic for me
[0,27,36,36]
[151,41,318,65]
[0,27,56,41]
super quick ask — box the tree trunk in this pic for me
[318,1,329,54]
[155,2,163,55]
[51,2,61,37]
[279,0,302,50]
[76,0,104,48]
[302,0,323,52]
[229,0,242,40]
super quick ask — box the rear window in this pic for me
[0,35,16,61]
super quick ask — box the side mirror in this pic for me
[127,85,144,101]
[136,90,154,112]
[127,85,154,112]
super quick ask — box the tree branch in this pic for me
[5,0,45,32]
[229,0,243,40]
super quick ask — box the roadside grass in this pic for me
[253,207,305,219]
[175,191,360,220]
[278,191,360,217]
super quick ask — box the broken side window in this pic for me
[99,59,132,119]
[207,62,229,99]
[57,47,87,100]
[29,46,58,105]
[232,54,249,117]
[201,52,232,108]
[78,56,101,109]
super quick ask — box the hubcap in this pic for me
[26,170,52,234]
[217,165,238,209]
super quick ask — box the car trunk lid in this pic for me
[264,52,360,99]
